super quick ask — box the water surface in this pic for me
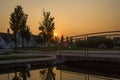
[0,66,119,80]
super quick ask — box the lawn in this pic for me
[17,47,59,51]
[0,55,50,61]
[17,46,120,51]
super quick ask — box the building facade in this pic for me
[0,32,36,49]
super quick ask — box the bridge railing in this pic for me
[57,30,120,59]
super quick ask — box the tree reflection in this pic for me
[19,70,30,80]
[12,72,21,80]
[40,67,56,80]
[19,64,31,80]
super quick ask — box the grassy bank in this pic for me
[17,47,59,51]
[0,55,50,61]
[10,46,120,51]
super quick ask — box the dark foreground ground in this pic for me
[57,61,120,79]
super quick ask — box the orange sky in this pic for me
[0,0,120,37]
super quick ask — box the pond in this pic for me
[0,63,119,80]
[1,68,118,80]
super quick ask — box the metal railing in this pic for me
[58,30,120,59]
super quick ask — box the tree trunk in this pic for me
[22,37,24,48]
[14,31,17,52]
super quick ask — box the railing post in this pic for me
[85,35,88,56]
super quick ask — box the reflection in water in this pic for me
[19,69,31,80]
[57,63,120,80]
[12,72,20,80]
[19,64,31,80]
[1,63,120,80]
[12,64,31,80]
[40,67,56,80]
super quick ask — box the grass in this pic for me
[58,46,120,51]
[113,46,120,50]
[17,47,59,51]
[12,46,120,51]
[0,55,50,61]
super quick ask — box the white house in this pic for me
[0,32,11,48]
[28,35,37,47]
[16,33,37,48]
[0,32,37,49]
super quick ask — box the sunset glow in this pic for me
[0,0,120,36]
[54,33,58,37]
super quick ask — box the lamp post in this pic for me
[7,28,10,49]
[7,28,10,80]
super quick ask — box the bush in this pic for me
[75,38,114,48]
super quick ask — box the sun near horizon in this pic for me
[54,33,58,37]
[0,0,120,37]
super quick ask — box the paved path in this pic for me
[1,49,120,64]
[57,50,120,58]
[57,50,120,62]
[0,49,56,65]
[0,57,55,65]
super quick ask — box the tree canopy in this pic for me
[38,10,55,44]
[10,5,24,32]
[9,5,31,48]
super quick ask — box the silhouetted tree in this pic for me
[38,10,55,46]
[37,33,45,44]
[7,28,10,34]
[66,36,69,43]
[25,26,31,42]
[60,35,64,47]
[20,14,31,48]
[54,36,59,46]
[66,36,69,47]
[20,26,31,48]
[9,5,28,50]
[70,36,73,46]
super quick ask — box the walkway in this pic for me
[57,50,120,62]
[0,49,56,65]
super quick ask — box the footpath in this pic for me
[0,49,56,65]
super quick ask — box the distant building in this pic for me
[0,32,11,48]
[0,32,37,49]
[113,37,120,46]
[28,35,37,47]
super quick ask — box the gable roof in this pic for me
[0,32,12,43]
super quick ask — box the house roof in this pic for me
[0,32,12,43]
[0,32,38,43]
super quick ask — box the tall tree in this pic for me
[25,26,31,42]
[66,36,69,43]
[10,5,29,49]
[66,36,69,47]
[60,35,64,47]
[54,36,59,46]
[70,36,73,46]
[38,10,55,46]
[20,14,31,48]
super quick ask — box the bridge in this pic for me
[57,31,120,62]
